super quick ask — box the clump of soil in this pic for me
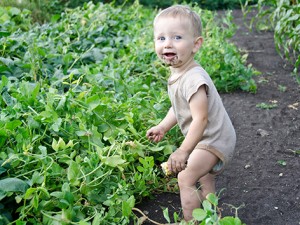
[133,9,300,225]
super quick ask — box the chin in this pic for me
[162,59,182,67]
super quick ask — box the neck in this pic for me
[170,58,198,75]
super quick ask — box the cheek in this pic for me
[181,43,194,55]
[154,44,161,55]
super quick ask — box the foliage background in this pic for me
[243,0,300,77]
[0,0,258,23]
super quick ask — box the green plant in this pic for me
[1,0,259,25]
[0,1,255,224]
[278,84,287,92]
[0,6,32,34]
[0,0,63,23]
[195,9,258,93]
[289,149,300,155]
[243,0,300,78]
[277,160,287,166]
[256,101,278,109]
[162,193,245,225]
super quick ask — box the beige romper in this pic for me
[168,66,236,173]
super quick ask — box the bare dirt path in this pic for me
[133,9,300,225]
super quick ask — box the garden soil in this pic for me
[132,9,300,225]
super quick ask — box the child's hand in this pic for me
[167,148,189,173]
[146,125,165,142]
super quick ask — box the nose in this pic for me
[163,38,173,48]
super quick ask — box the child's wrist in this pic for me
[177,147,191,154]
[157,124,167,133]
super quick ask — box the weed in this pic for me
[278,84,287,92]
[161,193,245,225]
[256,101,278,109]
[277,160,287,166]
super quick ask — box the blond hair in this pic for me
[153,5,202,37]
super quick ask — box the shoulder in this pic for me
[181,66,210,86]
[179,66,211,100]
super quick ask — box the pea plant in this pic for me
[162,193,245,225]
[0,2,253,224]
[243,0,300,78]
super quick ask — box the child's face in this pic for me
[154,16,200,68]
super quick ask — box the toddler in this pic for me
[146,5,236,223]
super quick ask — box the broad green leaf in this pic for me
[15,220,27,225]
[202,199,212,211]
[102,155,126,167]
[62,183,70,193]
[60,200,70,209]
[219,216,243,225]
[98,124,109,132]
[206,193,218,206]
[32,194,39,209]
[56,95,66,110]
[24,188,37,199]
[86,95,100,111]
[31,172,44,185]
[28,117,40,129]
[0,166,6,175]
[163,207,171,223]
[147,146,165,152]
[0,189,6,201]
[38,145,47,156]
[51,14,61,23]
[0,178,29,193]
[122,196,135,217]
[50,191,64,199]
[163,145,174,155]
[52,137,66,151]
[192,208,207,221]
[92,213,102,225]
[76,130,87,136]
[37,187,50,199]
[64,191,74,205]
[51,118,62,132]
[67,161,81,185]
[0,75,8,91]
[9,7,21,16]
[137,165,144,172]
[2,92,15,106]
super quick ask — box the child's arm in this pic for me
[168,85,208,172]
[146,107,177,142]
[180,85,208,153]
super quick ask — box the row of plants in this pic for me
[0,1,255,224]
[62,0,254,10]
[2,0,297,76]
[0,0,256,24]
[243,0,300,79]
[0,0,63,23]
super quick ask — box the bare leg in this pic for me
[198,173,216,200]
[177,150,218,222]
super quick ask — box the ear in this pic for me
[192,36,203,53]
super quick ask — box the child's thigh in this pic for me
[179,149,218,185]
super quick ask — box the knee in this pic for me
[177,171,194,189]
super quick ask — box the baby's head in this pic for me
[153,5,202,38]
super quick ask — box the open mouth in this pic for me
[163,52,176,57]
[163,52,177,62]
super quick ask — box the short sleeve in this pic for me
[182,72,209,102]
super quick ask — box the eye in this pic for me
[157,36,165,41]
[173,35,182,40]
